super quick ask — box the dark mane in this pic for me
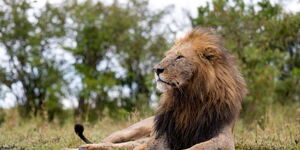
[154,88,237,149]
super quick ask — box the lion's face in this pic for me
[153,43,198,92]
[153,35,227,93]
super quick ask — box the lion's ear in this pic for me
[202,46,220,61]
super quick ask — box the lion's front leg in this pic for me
[185,123,235,150]
[77,117,154,150]
[79,138,150,150]
[102,116,154,143]
[184,137,234,150]
[64,117,154,150]
[133,135,170,150]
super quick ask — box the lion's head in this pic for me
[154,28,246,98]
[153,28,247,149]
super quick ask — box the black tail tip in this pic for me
[74,124,93,144]
[74,124,84,135]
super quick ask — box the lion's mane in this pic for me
[154,28,247,150]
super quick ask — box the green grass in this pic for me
[235,105,300,150]
[0,104,299,150]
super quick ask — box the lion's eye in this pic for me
[176,55,184,60]
[204,55,213,60]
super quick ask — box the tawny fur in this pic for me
[152,28,247,150]
[64,28,247,150]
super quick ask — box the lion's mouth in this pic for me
[157,78,176,86]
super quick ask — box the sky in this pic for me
[0,0,299,108]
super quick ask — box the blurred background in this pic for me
[0,0,299,125]
[0,0,299,149]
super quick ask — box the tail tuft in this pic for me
[74,124,93,144]
[75,124,84,135]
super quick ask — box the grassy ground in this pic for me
[0,104,299,150]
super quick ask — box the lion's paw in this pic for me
[78,143,113,150]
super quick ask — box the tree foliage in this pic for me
[0,0,67,120]
[0,0,170,121]
[61,0,169,121]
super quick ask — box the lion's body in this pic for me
[151,28,247,150]
[67,28,247,150]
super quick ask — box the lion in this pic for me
[66,28,247,150]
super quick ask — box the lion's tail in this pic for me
[74,124,93,144]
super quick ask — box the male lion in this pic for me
[68,28,247,150]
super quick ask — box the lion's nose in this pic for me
[153,68,164,75]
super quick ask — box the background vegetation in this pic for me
[0,0,299,149]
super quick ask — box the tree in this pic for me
[0,0,67,120]
[191,0,300,119]
[62,0,170,121]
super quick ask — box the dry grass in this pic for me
[235,105,300,150]
[0,104,299,150]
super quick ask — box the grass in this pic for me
[235,104,300,150]
[0,104,299,150]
